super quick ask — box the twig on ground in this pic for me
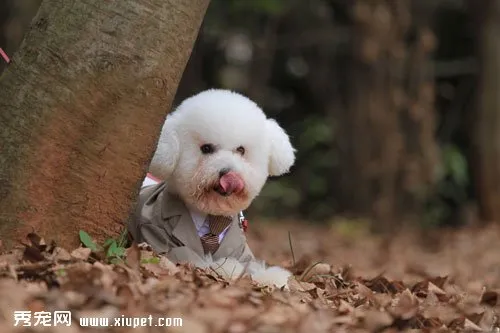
[299,261,324,281]
[288,231,296,267]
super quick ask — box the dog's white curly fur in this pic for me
[198,255,291,290]
[149,89,295,288]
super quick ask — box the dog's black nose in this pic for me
[219,168,231,177]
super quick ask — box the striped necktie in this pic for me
[200,215,233,254]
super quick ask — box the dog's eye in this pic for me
[236,146,245,155]
[200,144,215,154]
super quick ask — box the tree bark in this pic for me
[334,0,439,231]
[472,0,500,223]
[0,0,210,248]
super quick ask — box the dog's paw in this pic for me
[198,255,292,289]
[209,257,246,280]
[250,265,292,289]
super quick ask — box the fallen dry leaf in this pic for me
[125,242,141,272]
[464,318,483,331]
[0,223,498,333]
[300,262,331,281]
[51,247,72,262]
[393,289,419,319]
[480,290,498,306]
[70,247,92,261]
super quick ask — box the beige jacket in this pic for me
[129,182,255,264]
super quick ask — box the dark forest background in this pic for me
[2,0,499,232]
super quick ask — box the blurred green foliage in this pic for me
[424,144,469,227]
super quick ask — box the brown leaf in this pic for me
[356,281,375,299]
[116,284,137,305]
[22,245,45,262]
[289,255,314,275]
[372,292,393,308]
[337,299,355,314]
[3,215,500,333]
[464,318,483,331]
[332,314,356,326]
[339,265,354,282]
[16,262,53,281]
[410,314,444,329]
[169,316,208,333]
[391,289,419,320]
[412,277,448,299]
[26,299,45,313]
[27,232,47,252]
[424,290,439,307]
[307,287,326,300]
[478,308,499,330]
[70,247,91,261]
[227,322,247,333]
[411,280,429,298]
[429,276,448,289]
[363,309,393,331]
[428,281,449,302]
[125,242,140,272]
[141,256,179,279]
[364,275,405,294]
[428,282,445,295]
[46,240,57,254]
[421,316,444,329]
[300,263,331,281]
[0,252,23,265]
[448,316,465,330]
[467,312,485,325]
[159,256,179,274]
[141,263,165,278]
[480,290,498,306]
[288,278,316,292]
[52,247,72,262]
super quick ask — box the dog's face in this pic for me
[149,89,295,216]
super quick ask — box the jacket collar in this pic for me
[158,183,243,259]
[213,217,243,257]
[160,185,187,219]
[155,184,203,256]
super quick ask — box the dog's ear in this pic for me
[266,119,296,176]
[148,117,180,180]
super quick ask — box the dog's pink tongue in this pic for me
[219,172,244,194]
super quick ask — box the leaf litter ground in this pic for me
[0,221,499,332]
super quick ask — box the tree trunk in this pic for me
[334,0,438,231]
[472,0,500,223]
[0,0,210,249]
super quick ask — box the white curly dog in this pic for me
[131,89,295,288]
